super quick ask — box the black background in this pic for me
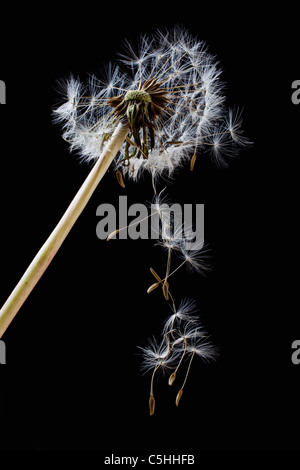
[0,4,298,456]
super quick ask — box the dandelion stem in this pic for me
[165,246,172,280]
[163,259,187,281]
[162,246,172,300]
[147,259,187,292]
[168,290,176,313]
[150,364,160,397]
[0,122,130,338]
[174,340,187,374]
[181,350,196,390]
[107,209,160,241]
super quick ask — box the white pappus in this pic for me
[54,26,250,182]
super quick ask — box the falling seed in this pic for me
[162,281,169,300]
[190,153,197,171]
[176,389,183,407]
[147,282,160,294]
[149,394,155,416]
[116,169,125,187]
[168,371,176,386]
[150,267,162,283]
[106,229,120,241]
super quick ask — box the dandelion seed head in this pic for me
[54,27,249,180]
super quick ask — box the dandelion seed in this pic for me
[157,221,186,253]
[172,321,205,348]
[175,350,196,409]
[226,107,251,147]
[173,336,217,408]
[140,335,179,415]
[179,241,211,274]
[107,210,158,241]
[151,189,172,218]
[150,189,175,242]
[186,336,218,363]
[139,336,177,374]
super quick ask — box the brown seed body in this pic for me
[149,394,155,416]
[176,389,183,407]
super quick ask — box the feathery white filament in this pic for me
[54,27,249,181]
